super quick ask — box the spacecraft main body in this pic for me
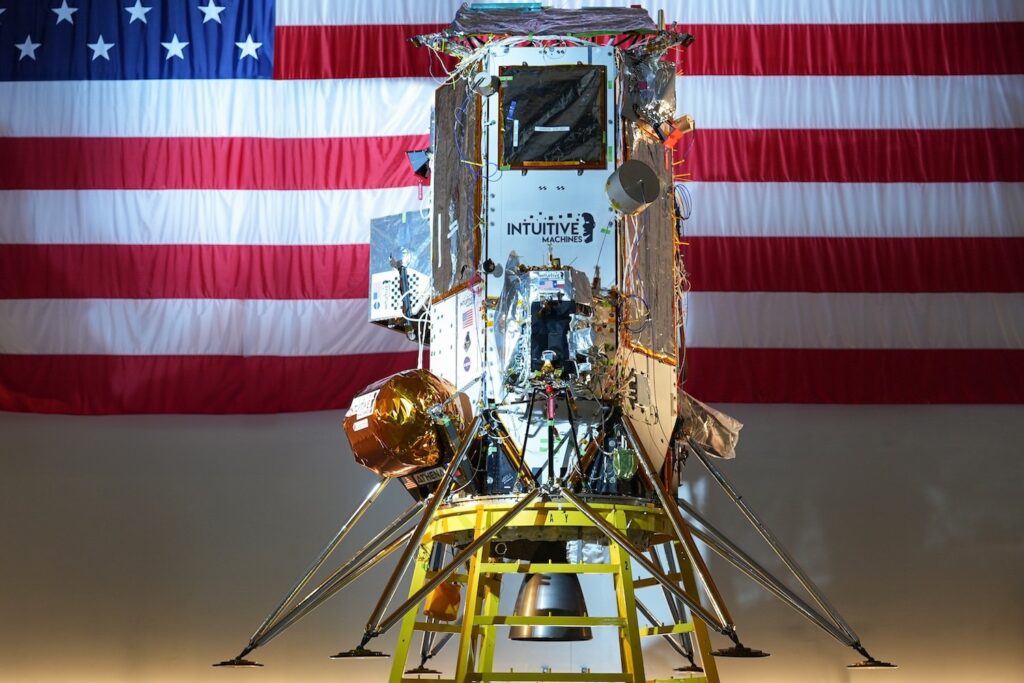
[217,5,893,681]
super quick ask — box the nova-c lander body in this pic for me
[216,5,894,681]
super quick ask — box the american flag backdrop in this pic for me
[0,0,1021,414]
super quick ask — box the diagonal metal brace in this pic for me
[556,487,731,637]
[254,527,415,650]
[370,486,543,638]
[686,438,860,644]
[363,416,483,636]
[247,477,391,647]
[676,497,855,647]
[624,417,734,628]
[635,596,699,666]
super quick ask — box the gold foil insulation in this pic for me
[423,581,462,622]
[343,369,472,478]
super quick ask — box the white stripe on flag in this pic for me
[0,79,435,138]
[684,292,1024,349]
[0,188,428,245]
[0,299,418,356]
[5,183,1018,247]
[7,295,1017,356]
[6,75,1018,139]
[677,76,1024,130]
[682,183,1024,238]
[276,0,1024,26]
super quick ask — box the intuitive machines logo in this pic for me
[506,212,596,244]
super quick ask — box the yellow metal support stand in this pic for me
[453,506,489,680]
[673,538,719,683]
[388,498,721,683]
[610,509,646,680]
[391,532,436,677]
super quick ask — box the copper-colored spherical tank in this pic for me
[343,369,472,478]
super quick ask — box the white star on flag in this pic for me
[161,34,189,61]
[87,35,115,61]
[198,0,226,24]
[15,35,41,61]
[235,34,262,61]
[124,1,152,25]
[52,1,78,25]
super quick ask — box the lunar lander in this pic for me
[216,4,894,681]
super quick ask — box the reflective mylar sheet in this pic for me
[681,392,742,460]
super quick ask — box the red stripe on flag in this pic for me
[0,244,371,300]
[684,237,1024,293]
[3,129,1020,190]
[684,129,1024,183]
[6,238,1020,300]
[0,353,420,414]
[672,23,1024,76]
[0,135,430,190]
[273,23,1024,79]
[685,348,1024,403]
[4,350,1018,413]
[274,24,454,80]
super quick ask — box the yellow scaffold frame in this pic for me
[389,497,720,683]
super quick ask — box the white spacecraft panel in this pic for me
[482,47,618,292]
[429,285,485,405]
[623,352,679,475]
[454,285,485,404]
[429,294,458,385]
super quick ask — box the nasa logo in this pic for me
[463,356,472,371]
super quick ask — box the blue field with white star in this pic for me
[0,0,274,80]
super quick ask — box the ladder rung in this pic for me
[632,572,684,588]
[649,678,706,683]
[638,622,695,637]
[402,679,456,683]
[475,615,624,627]
[478,562,618,574]
[471,673,632,682]
[413,621,462,633]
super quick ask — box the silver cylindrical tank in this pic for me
[605,159,661,214]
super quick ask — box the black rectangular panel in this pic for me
[499,65,607,170]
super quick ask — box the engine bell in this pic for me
[509,573,592,642]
